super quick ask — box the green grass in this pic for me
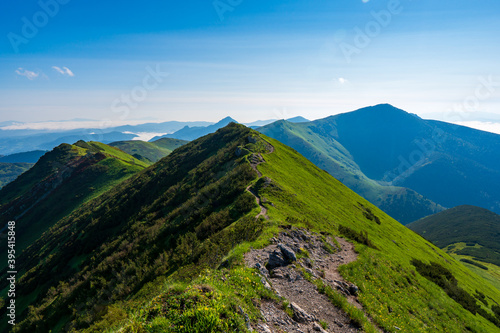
[109,138,187,164]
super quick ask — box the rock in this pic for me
[349,284,359,296]
[258,324,272,333]
[254,262,269,276]
[278,244,297,262]
[290,302,314,323]
[270,269,285,279]
[268,250,286,269]
[313,322,328,332]
[261,277,272,291]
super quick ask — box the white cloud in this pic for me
[15,68,39,80]
[338,77,347,85]
[52,66,75,77]
[0,119,153,131]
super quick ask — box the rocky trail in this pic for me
[245,228,378,333]
[246,152,270,220]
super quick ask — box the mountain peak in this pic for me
[216,116,238,125]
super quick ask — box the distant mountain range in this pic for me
[0,117,310,156]
[258,104,500,223]
[150,116,238,141]
[0,121,211,155]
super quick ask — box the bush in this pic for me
[410,259,498,325]
[460,258,488,270]
[338,225,377,249]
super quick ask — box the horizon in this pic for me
[1,1,500,133]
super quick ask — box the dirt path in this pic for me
[246,152,269,219]
[245,228,378,333]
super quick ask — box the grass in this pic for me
[109,138,187,164]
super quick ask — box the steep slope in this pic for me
[109,138,187,164]
[408,206,500,290]
[258,118,443,223]
[0,163,33,188]
[0,141,148,265]
[151,116,237,141]
[2,124,500,333]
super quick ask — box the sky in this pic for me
[1,0,500,129]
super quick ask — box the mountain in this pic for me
[245,117,310,128]
[0,150,47,163]
[2,124,500,332]
[150,116,238,141]
[258,115,444,223]
[0,163,33,188]
[109,138,188,163]
[259,104,500,222]
[0,141,148,266]
[286,116,310,123]
[408,205,500,290]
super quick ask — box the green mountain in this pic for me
[0,163,33,188]
[2,124,500,332]
[258,115,444,224]
[109,138,188,164]
[408,205,500,290]
[0,141,148,266]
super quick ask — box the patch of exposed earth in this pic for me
[245,227,378,333]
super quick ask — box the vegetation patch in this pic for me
[460,258,489,270]
[338,225,377,250]
[411,259,500,327]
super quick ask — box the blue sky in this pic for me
[1,0,500,125]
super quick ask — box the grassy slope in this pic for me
[258,120,443,224]
[3,126,500,332]
[0,141,147,262]
[108,138,187,164]
[256,136,500,332]
[0,162,33,188]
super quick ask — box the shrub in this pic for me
[338,225,377,249]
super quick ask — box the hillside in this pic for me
[0,163,33,188]
[151,116,237,141]
[408,205,500,290]
[258,117,443,223]
[2,124,500,332]
[259,104,500,221]
[109,138,187,163]
[0,141,148,266]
